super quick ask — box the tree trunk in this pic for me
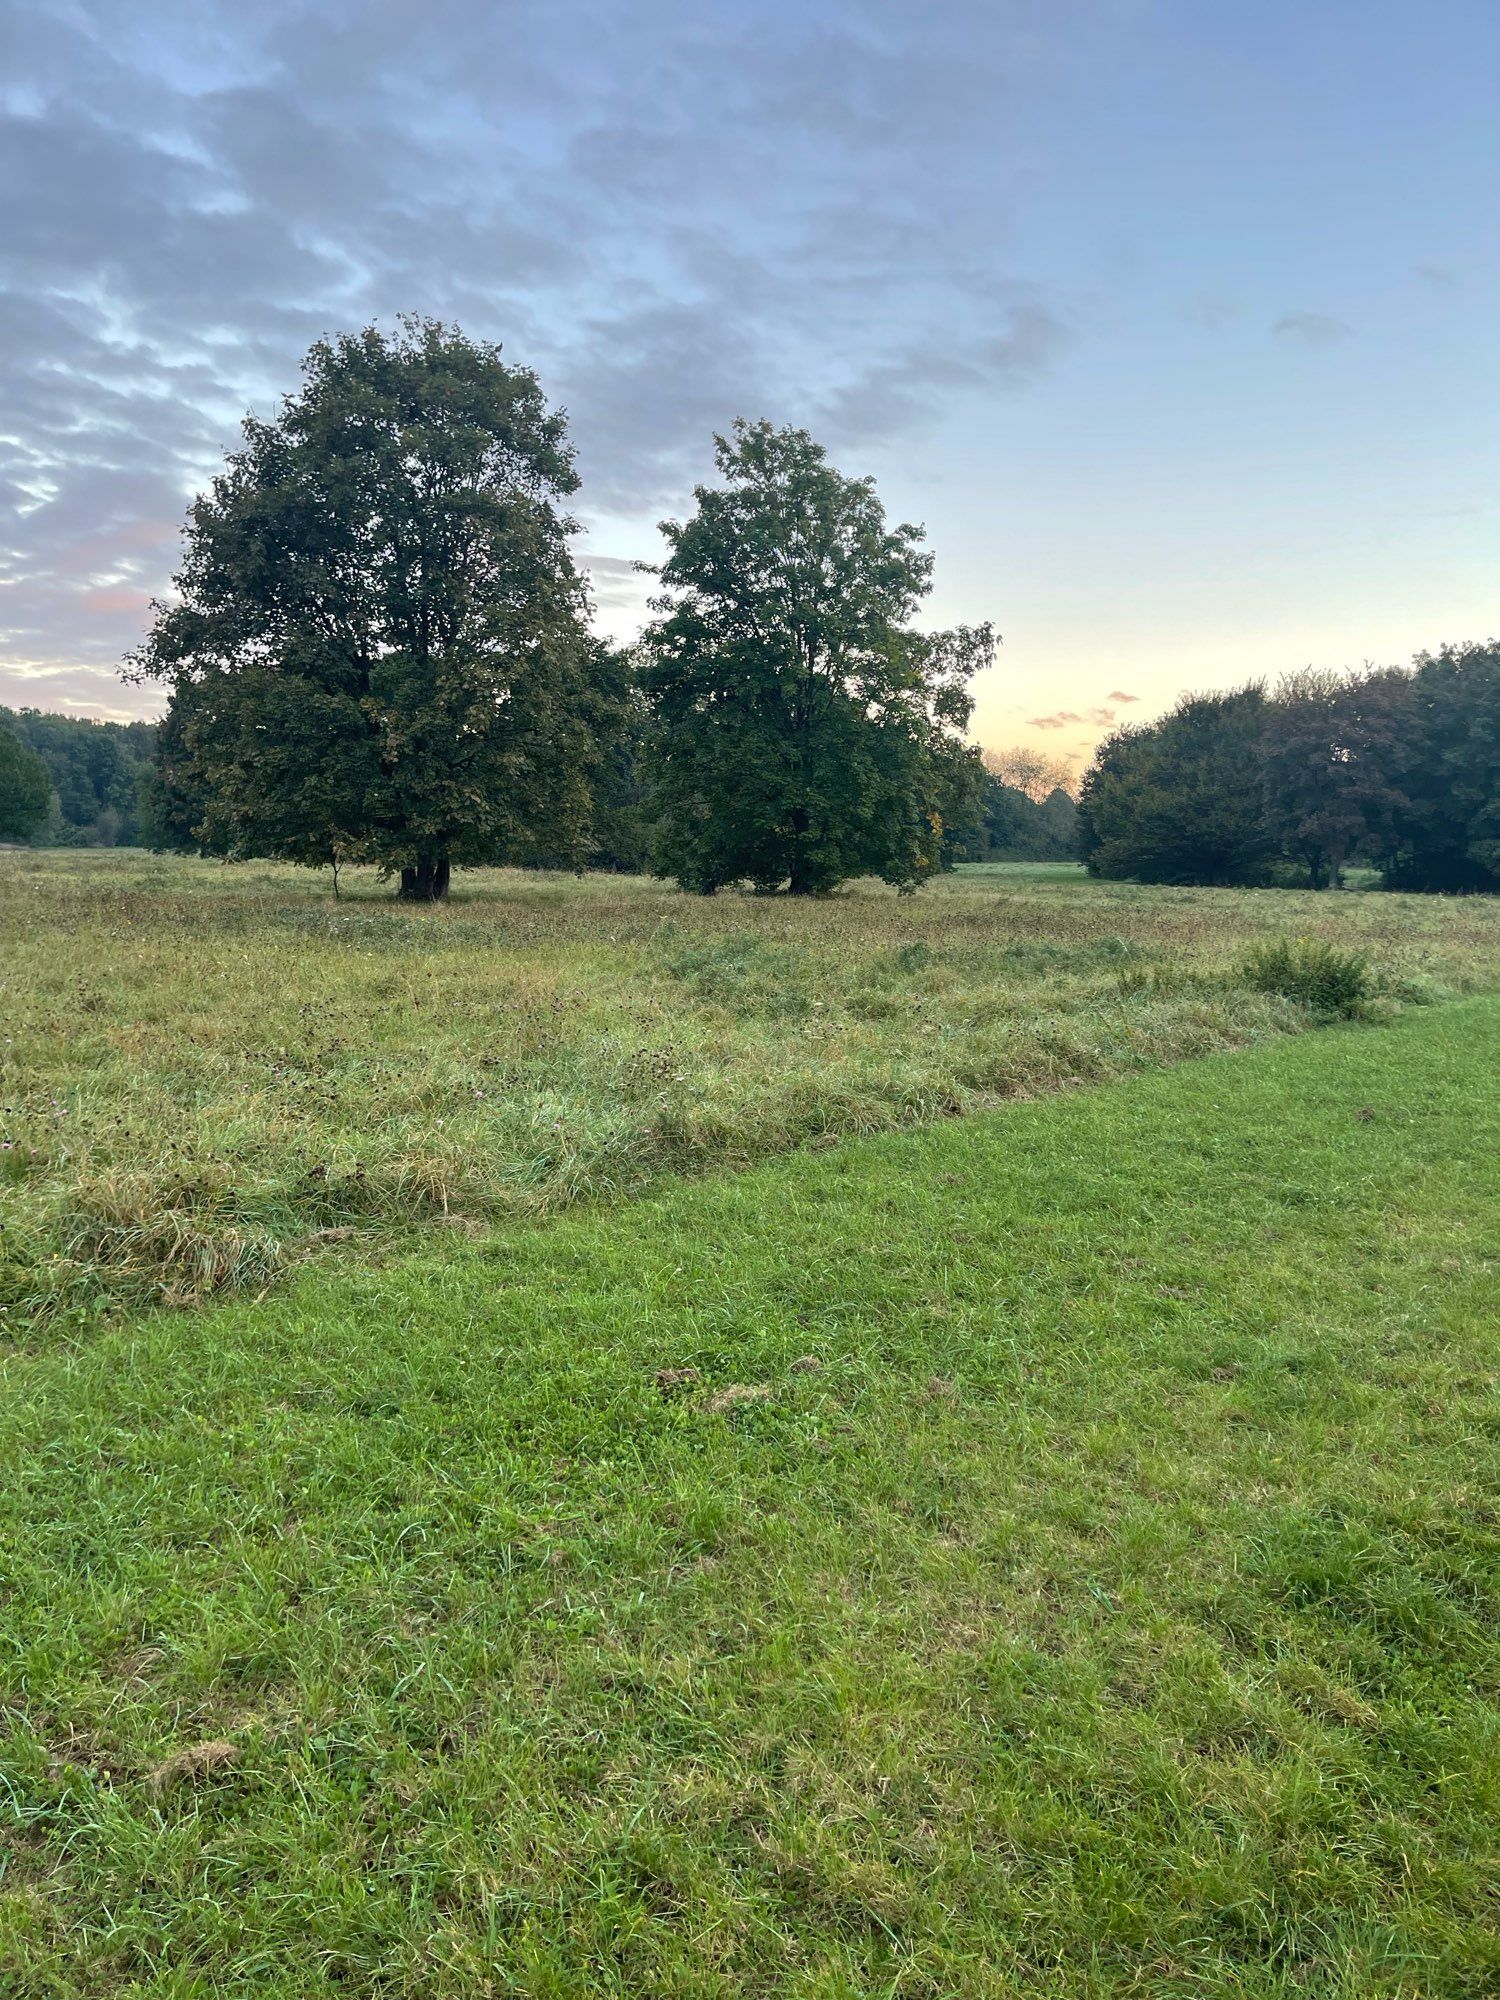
[398,855,451,901]
[787,805,812,895]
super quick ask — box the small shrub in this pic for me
[1242,938,1373,1018]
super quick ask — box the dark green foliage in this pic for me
[131,318,603,898]
[0,707,155,845]
[641,420,992,895]
[0,725,52,840]
[1035,784,1082,858]
[1079,684,1276,885]
[136,699,221,855]
[1261,667,1410,888]
[584,657,655,873]
[1381,641,1500,893]
[1079,645,1497,895]
[927,730,988,871]
[1243,937,1372,1017]
[966,775,1080,861]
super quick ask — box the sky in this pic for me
[2,0,1497,774]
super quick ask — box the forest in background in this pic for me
[0,706,156,848]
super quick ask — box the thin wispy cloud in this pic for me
[1030,704,1119,729]
[1273,311,1354,346]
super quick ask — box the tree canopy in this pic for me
[1260,667,1410,890]
[961,746,1080,862]
[1078,645,1500,893]
[982,744,1076,804]
[963,777,1079,863]
[132,318,604,898]
[1383,641,1500,893]
[1079,685,1276,886]
[0,707,155,846]
[640,420,991,894]
[0,726,52,841]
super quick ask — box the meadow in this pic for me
[3,850,1496,1338]
[2,986,1497,1995]
[2,853,1498,1995]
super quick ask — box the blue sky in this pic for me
[2,0,1495,772]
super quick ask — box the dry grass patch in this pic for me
[3,849,1496,1334]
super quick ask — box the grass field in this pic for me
[2,993,1497,1996]
[3,851,1497,1336]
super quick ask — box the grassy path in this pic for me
[2,1002,1498,1996]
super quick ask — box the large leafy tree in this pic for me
[1382,641,1500,892]
[0,727,51,840]
[640,421,992,895]
[130,319,602,898]
[1260,667,1411,888]
[1079,685,1276,885]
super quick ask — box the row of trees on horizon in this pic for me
[0,707,156,848]
[0,700,1083,869]
[1,317,1493,895]
[1080,646,1499,894]
[8,648,1494,894]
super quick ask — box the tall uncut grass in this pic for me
[3,849,1496,1334]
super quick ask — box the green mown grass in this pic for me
[2,1000,1496,1996]
[4,850,1496,1334]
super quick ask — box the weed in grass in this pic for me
[1243,936,1374,1017]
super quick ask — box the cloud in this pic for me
[1272,311,1354,346]
[579,555,643,578]
[0,0,1077,710]
[1182,289,1238,330]
[1029,704,1118,729]
[814,299,1069,446]
[1107,689,1140,702]
[0,662,161,719]
[579,551,653,614]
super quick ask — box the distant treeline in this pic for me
[1,689,1080,872]
[1078,643,1500,892]
[0,706,157,847]
[529,715,1080,873]
[962,775,1081,864]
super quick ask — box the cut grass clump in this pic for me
[1242,936,1374,1017]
